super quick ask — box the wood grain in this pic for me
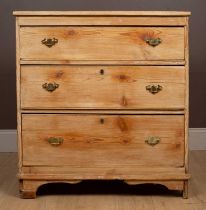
[13,11,191,16]
[1,152,206,209]
[14,11,190,199]
[124,180,184,191]
[183,17,190,199]
[22,114,185,167]
[20,110,185,114]
[18,16,187,26]
[21,65,185,110]
[19,27,185,61]
[19,166,189,181]
[20,59,186,65]
[21,165,186,176]
[15,17,22,171]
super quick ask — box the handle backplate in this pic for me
[42,82,59,92]
[145,38,162,47]
[145,136,160,146]
[146,84,162,94]
[41,38,58,48]
[47,137,64,146]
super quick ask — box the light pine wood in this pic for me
[19,166,189,180]
[19,27,185,61]
[21,65,185,110]
[124,180,184,191]
[17,16,187,26]
[20,110,185,114]
[15,17,22,171]
[19,173,190,181]
[14,11,190,199]
[22,114,185,167]
[20,59,186,65]
[0,151,205,209]
[21,166,186,177]
[13,11,191,16]
[183,17,190,199]
[19,179,187,199]
[19,180,81,199]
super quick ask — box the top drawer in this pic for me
[19,27,185,62]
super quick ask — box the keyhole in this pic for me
[100,118,104,124]
[100,69,104,75]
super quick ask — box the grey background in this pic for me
[0,0,206,129]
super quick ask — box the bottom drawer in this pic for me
[22,114,184,167]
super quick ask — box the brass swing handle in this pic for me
[47,137,64,146]
[145,38,162,47]
[145,136,160,146]
[146,84,162,94]
[41,38,58,48]
[42,82,59,92]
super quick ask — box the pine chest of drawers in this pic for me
[13,11,191,198]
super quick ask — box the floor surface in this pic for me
[0,151,206,210]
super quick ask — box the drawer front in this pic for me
[20,27,184,61]
[22,114,184,167]
[21,65,185,110]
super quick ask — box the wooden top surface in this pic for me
[13,11,191,16]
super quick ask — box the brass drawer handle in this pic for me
[145,38,161,47]
[42,82,59,92]
[145,136,160,146]
[41,38,58,48]
[146,84,162,94]
[48,137,64,146]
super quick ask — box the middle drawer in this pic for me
[21,65,185,110]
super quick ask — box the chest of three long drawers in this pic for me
[13,11,191,198]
